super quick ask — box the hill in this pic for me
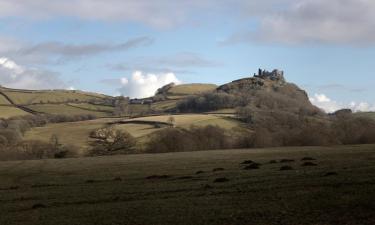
[2,68,375,157]
[355,112,375,120]
[0,87,115,118]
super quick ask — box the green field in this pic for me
[27,104,110,117]
[168,83,217,95]
[1,89,108,105]
[23,114,241,153]
[151,100,179,111]
[126,114,240,129]
[0,106,30,118]
[24,118,120,153]
[68,103,114,112]
[355,112,375,120]
[1,145,375,225]
[0,94,11,105]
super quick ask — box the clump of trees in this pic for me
[89,127,136,155]
[176,92,239,112]
[0,114,96,161]
[145,125,233,153]
[0,134,77,161]
[235,107,375,148]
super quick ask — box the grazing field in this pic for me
[126,114,240,129]
[151,100,179,111]
[0,94,11,105]
[23,114,241,152]
[27,104,110,117]
[1,145,375,225]
[24,118,120,151]
[1,90,108,105]
[0,106,30,118]
[168,83,217,95]
[355,112,375,120]
[67,103,114,112]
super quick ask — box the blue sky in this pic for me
[0,0,374,112]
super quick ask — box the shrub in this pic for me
[145,125,233,153]
[176,92,238,112]
[332,115,375,144]
[0,129,22,145]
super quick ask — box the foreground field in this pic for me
[1,145,375,225]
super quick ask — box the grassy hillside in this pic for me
[0,87,115,119]
[24,118,120,152]
[1,145,375,225]
[0,94,11,105]
[126,114,239,129]
[1,89,108,105]
[23,114,241,153]
[168,83,217,96]
[0,106,30,118]
[355,112,375,120]
[27,104,111,117]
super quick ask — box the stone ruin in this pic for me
[254,68,285,83]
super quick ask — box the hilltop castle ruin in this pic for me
[254,68,285,83]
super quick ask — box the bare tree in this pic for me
[167,116,176,127]
[114,96,130,117]
[90,127,136,155]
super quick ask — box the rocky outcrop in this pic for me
[155,83,176,96]
[217,69,286,94]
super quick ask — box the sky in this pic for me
[0,0,375,112]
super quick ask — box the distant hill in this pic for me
[3,69,375,155]
[0,70,322,119]
[0,87,115,118]
[354,112,375,120]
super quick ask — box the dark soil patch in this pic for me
[85,179,97,183]
[0,186,19,191]
[240,160,254,165]
[113,177,122,181]
[269,160,278,164]
[212,168,225,172]
[280,159,295,163]
[146,175,171,180]
[214,177,229,183]
[324,172,338,177]
[243,163,260,170]
[31,184,61,188]
[32,203,46,209]
[302,162,318,167]
[301,157,317,161]
[280,166,294,171]
[177,176,193,180]
[203,184,213,189]
[195,170,205,175]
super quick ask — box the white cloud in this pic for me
[309,94,341,113]
[0,0,217,29]
[117,71,181,98]
[0,57,67,90]
[350,101,375,112]
[224,0,375,45]
[310,93,375,113]
[2,1,374,44]
[0,36,153,65]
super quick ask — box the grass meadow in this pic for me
[0,145,375,225]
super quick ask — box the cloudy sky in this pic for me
[0,0,375,112]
